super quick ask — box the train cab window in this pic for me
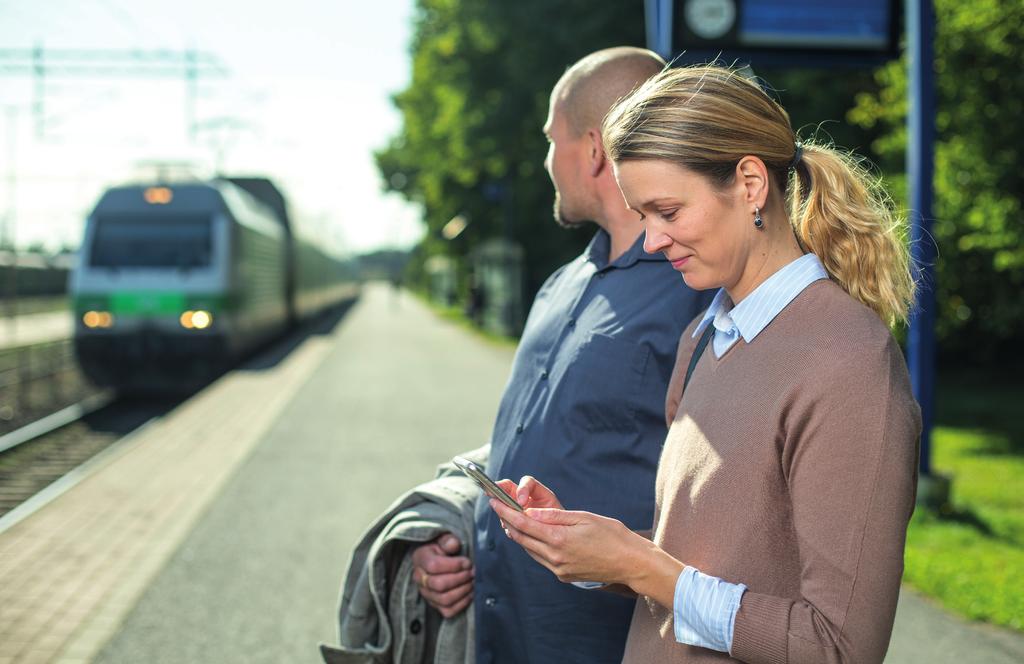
[90,215,213,269]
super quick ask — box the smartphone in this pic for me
[452,456,524,512]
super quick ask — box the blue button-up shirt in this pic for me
[474,229,712,664]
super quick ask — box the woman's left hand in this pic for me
[489,499,647,586]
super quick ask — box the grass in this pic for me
[416,291,518,350]
[903,371,1024,631]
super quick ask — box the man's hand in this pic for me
[411,533,474,618]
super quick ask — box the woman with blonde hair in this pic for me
[489,64,921,663]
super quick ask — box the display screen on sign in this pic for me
[743,0,890,49]
[673,0,898,61]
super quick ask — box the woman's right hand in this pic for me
[495,475,564,511]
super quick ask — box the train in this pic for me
[69,176,360,392]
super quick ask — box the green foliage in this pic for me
[758,67,885,157]
[376,0,645,300]
[849,0,1024,360]
[903,372,1024,631]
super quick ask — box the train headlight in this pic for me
[144,186,173,204]
[191,310,212,329]
[83,311,114,328]
[180,310,213,330]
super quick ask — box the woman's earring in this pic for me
[754,206,764,229]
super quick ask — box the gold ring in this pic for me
[418,569,430,589]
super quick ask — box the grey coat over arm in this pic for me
[319,465,481,664]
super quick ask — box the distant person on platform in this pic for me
[409,47,711,663]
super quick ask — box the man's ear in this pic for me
[735,156,769,208]
[587,129,607,177]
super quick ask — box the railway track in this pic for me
[0,303,355,532]
[0,395,183,527]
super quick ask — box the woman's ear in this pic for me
[735,155,769,208]
[587,129,607,177]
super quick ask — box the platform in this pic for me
[0,311,73,351]
[0,284,1020,663]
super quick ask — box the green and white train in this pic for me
[70,177,359,391]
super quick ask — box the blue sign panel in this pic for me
[742,0,892,50]
[671,0,899,66]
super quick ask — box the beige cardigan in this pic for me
[622,280,921,664]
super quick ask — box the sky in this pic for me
[0,0,424,255]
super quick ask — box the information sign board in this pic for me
[670,0,900,66]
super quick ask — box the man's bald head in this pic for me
[553,47,666,138]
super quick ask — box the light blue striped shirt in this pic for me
[674,252,829,653]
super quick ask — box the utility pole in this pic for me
[32,43,45,139]
[186,48,198,141]
[3,107,15,248]
[3,106,18,329]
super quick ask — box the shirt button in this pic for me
[409,619,422,635]
[515,424,523,434]
[597,272,606,279]
[540,370,548,380]
[568,318,576,328]
[487,539,495,551]
[485,596,498,607]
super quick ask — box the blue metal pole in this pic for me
[644,0,673,60]
[644,0,658,54]
[906,0,937,477]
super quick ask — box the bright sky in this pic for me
[0,0,424,255]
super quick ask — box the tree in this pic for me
[376,0,646,302]
[849,0,1024,361]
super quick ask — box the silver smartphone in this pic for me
[452,456,524,512]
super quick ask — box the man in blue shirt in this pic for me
[411,47,711,663]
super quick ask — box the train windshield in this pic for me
[90,215,213,269]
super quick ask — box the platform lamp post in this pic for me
[906,0,948,509]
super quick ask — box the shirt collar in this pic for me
[692,253,829,342]
[585,228,664,271]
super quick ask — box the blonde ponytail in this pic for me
[789,145,915,326]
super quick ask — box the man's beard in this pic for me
[553,191,587,229]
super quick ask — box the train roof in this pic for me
[88,180,286,238]
[91,179,287,218]
[223,177,291,229]
[93,181,226,214]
